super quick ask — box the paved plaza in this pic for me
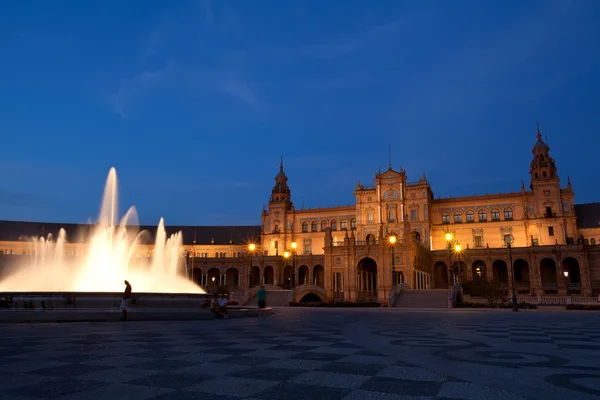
[1,308,600,399]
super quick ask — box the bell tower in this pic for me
[530,122,559,188]
[261,158,294,255]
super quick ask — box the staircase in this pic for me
[394,289,449,308]
[245,289,292,307]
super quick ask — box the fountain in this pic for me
[0,167,204,294]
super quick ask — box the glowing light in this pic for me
[389,235,397,244]
[291,241,297,250]
[248,243,256,252]
[563,270,569,277]
[284,251,290,258]
[445,233,454,242]
[454,244,462,252]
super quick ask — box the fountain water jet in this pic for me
[0,168,204,294]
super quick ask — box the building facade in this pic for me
[1,126,600,303]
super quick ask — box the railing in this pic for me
[545,212,557,218]
[332,242,345,247]
[355,240,380,245]
[463,295,599,306]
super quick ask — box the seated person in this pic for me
[216,294,229,319]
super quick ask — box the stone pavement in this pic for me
[0,308,599,399]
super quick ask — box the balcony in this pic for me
[545,212,557,218]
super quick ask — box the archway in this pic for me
[313,265,324,286]
[250,266,260,287]
[299,293,324,303]
[191,267,203,286]
[471,260,486,281]
[433,262,448,288]
[492,260,508,283]
[298,265,309,285]
[513,259,530,290]
[283,264,294,289]
[451,261,467,285]
[207,268,220,293]
[225,268,239,288]
[562,257,581,289]
[540,258,558,290]
[412,231,421,243]
[264,265,274,284]
[357,257,377,297]
[366,234,376,244]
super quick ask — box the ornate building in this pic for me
[1,126,600,303]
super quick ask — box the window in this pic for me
[532,238,539,246]
[321,221,327,231]
[411,210,418,221]
[478,209,487,222]
[591,238,597,245]
[474,236,483,248]
[302,222,308,232]
[311,221,317,232]
[303,239,312,255]
[442,212,450,224]
[274,224,279,233]
[548,226,554,236]
[388,209,395,222]
[453,212,462,223]
[466,210,474,223]
[340,220,348,230]
[504,208,513,220]
[350,218,357,229]
[331,220,337,230]
[491,209,500,221]
[545,206,553,217]
[368,213,374,223]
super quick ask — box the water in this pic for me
[0,168,204,294]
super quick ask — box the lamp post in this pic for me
[444,232,454,286]
[291,241,297,288]
[506,235,518,312]
[211,276,216,294]
[248,243,256,288]
[284,251,291,289]
[389,235,397,289]
[563,270,569,295]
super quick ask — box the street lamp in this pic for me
[506,235,518,312]
[563,270,569,295]
[389,235,397,288]
[283,251,291,289]
[291,241,297,288]
[211,276,216,294]
[248,243,256,287]
[444,231,455,286]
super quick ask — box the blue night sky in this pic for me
[1,0,599,226]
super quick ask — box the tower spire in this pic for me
[536,121,542,141]
[280,156,283,171]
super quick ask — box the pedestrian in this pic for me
[217,294,229,319]
[120,280,132,321]
[257,285,267,317]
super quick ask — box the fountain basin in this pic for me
[0,292,268,323]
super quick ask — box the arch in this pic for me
[311,221,318,232]
[366,233,376,244]
[562,257,581,284]
[250,266,260,287]
[283,264,294,289]
[591,238,596,245]
[298,265,309,285]
[357,257,377,296]
[433,261,448,288]
[466,210,475,223]
[302,221,309,232]
[191,267,203,285]
[412,231,421,242]
[442,212,450,223]
[321,220,328,231]
[492,259,508,282]
[471,260,486,280]
[453,211,462,223]
[383,189,399,200]
[478,209,487,222]
[513,259,530,289]
[313,265,324,286]
[299,293,324,303]
[330,220,337,230]
[225,268,239,288]
[491,208,500,221]
[207,267,220,292]
[540,257,558,289]
[451,261,467,284]
[504,207,513,220]
[263,265,275,284]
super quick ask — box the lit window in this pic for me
[331,220,337,230]
[466,210,474,222]
[442,212,450,224]
[311,221,317,232]
[302,222,308,232]
[504,208,513,220]
[340,220,348,230]
[454,212,462,223]
[350,219,357,229]
[491,209,500,221]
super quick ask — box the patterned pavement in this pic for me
[0,308,599,399]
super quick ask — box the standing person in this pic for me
[120,280,132,321]
[257,285,267,317]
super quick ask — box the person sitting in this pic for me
[216,294,229,319]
